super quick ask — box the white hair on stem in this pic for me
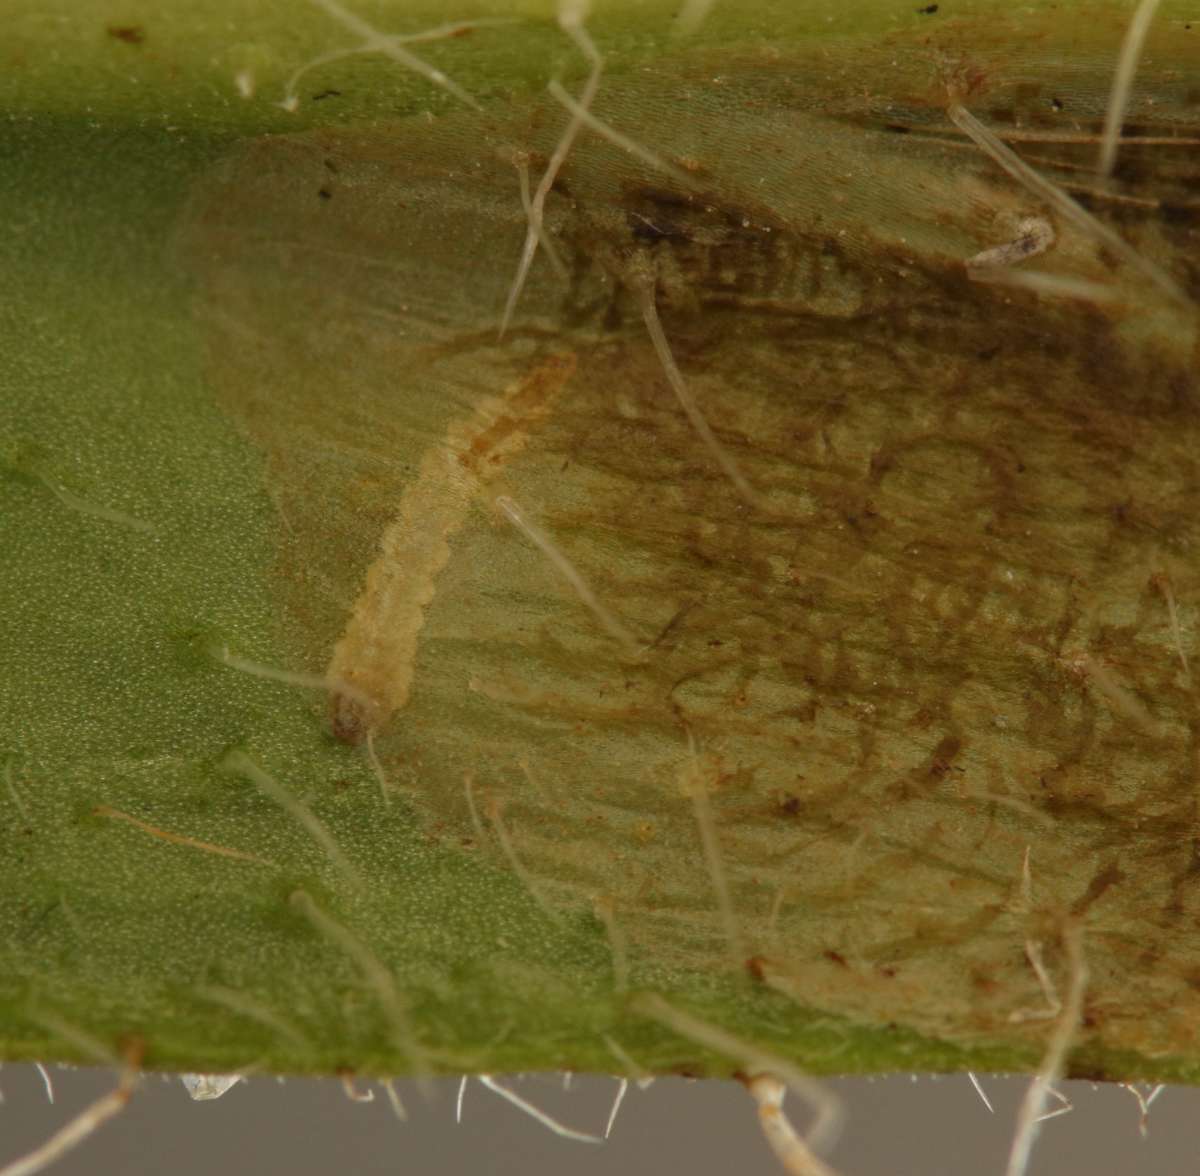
[38,476,156,534]
[512,153,567,278]
[635,278,765,509]
[477,1075,604,1143]
[0,1063,138,1176]
[745,1074,842,1176]
[33,1065,53,1105]
[285,0,503,113]
[592,895,630,993]
[766,883,790,943]
[483,794,563,925]
[27,1013,117,1067]
[499,0,601,337]
[966,1072,995,1113]
[1004,922,1088,1176]
[630,993,844,1156]
[288,889,429,1082]
[961,776,1057,825]
[1009,938,1061,1022]
[601,1035,656,1089]
[1098,0,1164,177]
[1120,1082,1165,1138]
[341,1074,375,1103]
[1009,847,1062,1024]
[1064,650,1161,737]
[1152,572,1192,686]
[681,726,745,970]
[1035,1085,1074,1124]
[545,80,694,185]
[672,0,718,38]
[380,1078,408,1121]
[211,644,378,717]
[604,1078,629,1138]
[213,645,393,800]
[968,268,1120,304]
[355,729,393,801]
[363,730,393,802]
[223,751,363,890]
[456,1075,468,1124]
[194,983,309,1053]
[494,494,641,656]
[463,772,486,846]
[3,759,30,824]
[948,102,1187,306]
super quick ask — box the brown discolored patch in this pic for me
[177,40,1200,1068]
[106,24,145,45]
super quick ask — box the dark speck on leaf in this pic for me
[916,3,939,13]
[106,24,145,44]
[312,89,342,101]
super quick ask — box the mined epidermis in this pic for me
[178,40,1200,1069]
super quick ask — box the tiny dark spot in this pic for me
[880,965,898,978]
[1161,203,1200,227]
[324,158,340,174]
[884,123,912,134]
[928,734,962,779]
[1050,97,1064,111]
[635,185,691,211]
[976,345,1001,362]
[1120,121,1153,139]
[916,3,939,12]
[823,949,849,967]
[1072,860,1124,915]
[745,955,768,982]
[777,794,802,817]
[318,187,333,200]
[312,89,342,101]
[1070,1060,1113,1080]
[106,24,145,44]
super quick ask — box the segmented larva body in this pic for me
[325,352,577,743]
